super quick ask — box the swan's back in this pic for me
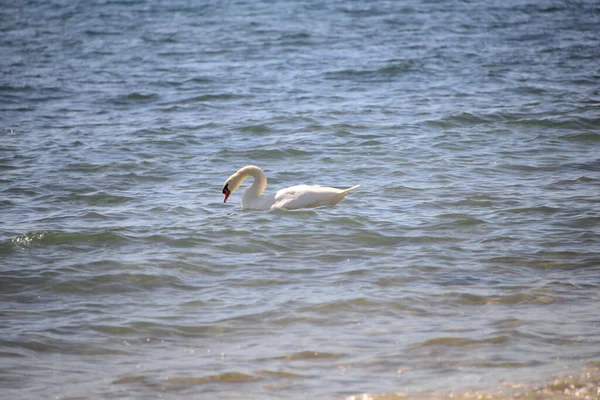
[272,185,359,210]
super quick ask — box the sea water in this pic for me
[2,1,600,398]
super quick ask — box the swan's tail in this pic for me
[330,185,360,205]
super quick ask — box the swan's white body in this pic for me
[222,165,359,211]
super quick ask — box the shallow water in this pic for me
[2,0,600,399]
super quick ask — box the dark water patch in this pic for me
[324,61,421,82]
[273,351,345,361]
[85,29,122,37]
[0,350,26,358]
[52,272,194,294]
[413,335,509,349]
[2,336,128,356]
[450,197,496,207]
[352,231,405,246]
[113,92,160,105]
[64,162,107,174]
[168,236,216,248]
[547,175,597,186]
[554,215,600,230]
[68,191,134,205]
[276,31,312,46]
[432,216,487,227]
[424,112,497,128]
[163,372,260,386]
[184,76,214,85]
[269,314,332,327]
[0,163,18,171]
[236,124,272,134]
[515,85,547,95]
[499,162,559,173]
[312,298,380,313]
[12,230,126,247]
[106,172,172,183]
[564,132,600,143]
[444,360,540,369]
[91,322,229,337]
[2,186,40,197]
[173,325,231,336]
[0,241,14,254]
[78,211,112,220]
[114,372,260,389]
[505,206,561,214]
[113,375,146,384]
[90,321,231,338]
[565,158,600,172]
[216,147,313,160]
[509,117,600,130]
[179,300,208,307]
[257,369,308,378]
[89,325,139,336]
[433,292,561,306]
[402,235,464,244]
[488,256,583,270]
[235,278,287,287]
[175,93,250,104]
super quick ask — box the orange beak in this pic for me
[222,185,231,203]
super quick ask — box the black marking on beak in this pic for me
[222,184,231,203]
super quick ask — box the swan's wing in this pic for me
[272,185,348,210]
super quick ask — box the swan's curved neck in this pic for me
[239,166,267,199]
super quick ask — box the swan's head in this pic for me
[221,172,243,203]
[222,166,265,203]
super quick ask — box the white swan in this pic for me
[222,165,360,210]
